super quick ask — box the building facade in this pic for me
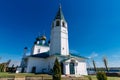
[20,5,88,76]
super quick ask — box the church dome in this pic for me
[40,35,46,40]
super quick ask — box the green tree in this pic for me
[93,59,97,72]
[0,64,2,72]
[96,72,107,80]
[0,64,5,72]
[103,57,109,72]
[53,58,61,80]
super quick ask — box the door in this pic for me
[70,62,75,74]
[61,62,64,74]
[31,66,36,73]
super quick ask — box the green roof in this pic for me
[70,53,88,59]
[53,53,88,60]
[54,5,66,21]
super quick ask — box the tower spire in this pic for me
[59,2,61,8]
[50,4,69,56]
[54,4,65,21]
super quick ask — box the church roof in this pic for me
[30,52,49,58]
[28,52,87,59]
[53,53,87,59]
[35,43,49,47]
[54,5,66,21]
[53,53,87,62]
[70,53,88,59]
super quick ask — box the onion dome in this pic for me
[40,35,46,40]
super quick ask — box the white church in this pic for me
[20,5,88,76]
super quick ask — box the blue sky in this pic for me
[0,0,120,67]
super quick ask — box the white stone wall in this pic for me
[76,62,88,75]
[47,56,56,70]
[50,19,69,56]
[61,27,69,55]
[50,26,61,55]
[63,62,70,74]
[63,58,88,75]
[32,45,49,55]
[26,57,48,73]
[26,56,87,75]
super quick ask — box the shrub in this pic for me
[88,76,92,80]
[96,72,107,80]
[52,58,61,80]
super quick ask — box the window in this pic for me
[56,21,60,26]
[62,22,65,27]
[38,49,40,53]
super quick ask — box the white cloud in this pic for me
[88,52,98,59]
[70,49,79,54]
[26,52,31,56]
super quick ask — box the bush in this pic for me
[88,76,92,80]
[96,72,107,80]
[52,58,61,80]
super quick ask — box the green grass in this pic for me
[0,72,120,80]
[0,72,52,78]
[90,75,120,80]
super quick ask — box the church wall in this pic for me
[47,56,56,70]
[26,57,48,73]
[60,21,69,55]
[50,27,61,55]
[63,62,70,74]
[76,62,88,75]
[32,45,49,55]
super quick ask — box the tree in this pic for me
[96,72,107,80]
[93,59,97,72]
[103,57,109,72]
[53,58,61,80]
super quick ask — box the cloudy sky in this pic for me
[0,0,120,67]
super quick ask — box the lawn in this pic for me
[90,75,120,80]
[0,72,51,78]
[0,73,120,80]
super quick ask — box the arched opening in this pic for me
[56,21,60,26]
[31,66,36,73]
[62,22,66,27]
[61,62,64,74]
[69,62,75,74]
[21,68,24,73]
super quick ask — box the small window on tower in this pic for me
[56,21,60,26]
[38,49,40,53]
[62,22,65,27]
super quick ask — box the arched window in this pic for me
[56,21,60,26]
[62,22,66,27]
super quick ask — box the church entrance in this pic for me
[70,62,75,74]
[31,66,36,73]
[21,68,24,73]
[61,62,64,74]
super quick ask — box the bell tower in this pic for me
[50,5,69,56]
